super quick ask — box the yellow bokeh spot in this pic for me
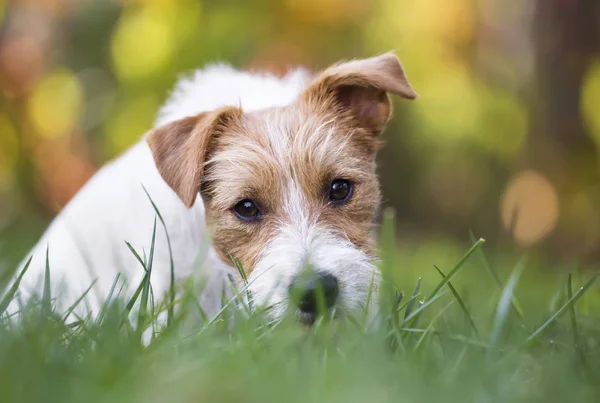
[413,59,480,142]
[123,0,184,11]
[402,0,474,45]
[151,0,198,13]
[474,89,528,159]
[122,0,202,41]
[0,114,18,181]
[369,0,474,48]
[283,0,371,24]
[104,94,159,156]
[581,59,600,148]
[28,69,84,139]
[111,8,175,81]
[500,171,559,246]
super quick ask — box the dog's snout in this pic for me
[289,272,339,315]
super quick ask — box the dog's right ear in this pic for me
[147,107,242,208]
[303,52,416,136]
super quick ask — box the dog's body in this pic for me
[8,53,415,323]
[9,66,311,317]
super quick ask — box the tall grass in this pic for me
[0,211,599,403]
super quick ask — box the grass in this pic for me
[1,211,600,403]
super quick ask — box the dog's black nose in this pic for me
[289,272,339,315]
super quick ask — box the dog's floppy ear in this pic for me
[147,107,241,207]
[303,51,416,135]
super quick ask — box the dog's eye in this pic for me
[233,199,261,221]
[329,179,353,204]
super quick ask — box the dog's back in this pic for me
[8,65,311,317]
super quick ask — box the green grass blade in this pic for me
[489,258,525,351]
[427,238,485,300]
[567,273,586,362]
[42,246,52,317]
[125,241,150,313]
[395,290,403,312]
[434,265,480,339]
[378,208,399,312]
[229,254,254,314]
[414,300,454,350]
[469,231,525,321]
[0,256,33,316]
[361,272,380,328]
[138,217,157,331]
[526,271,600,344]
[126,279,145,313]
[230,253,248,285]
[149,285,157,340]
[97,273,121,323]
[142,185,176,327]
[203,274,269,329]
[400,279,424,343]
[62,280,97,321]
[404,278,421,320]
[408,301,424,332]
[125,242,148,273]
[402,291,446,325]
[468,231,501,286]
[190,294,209,324]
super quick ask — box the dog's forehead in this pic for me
[205,105,376,209]
[220,105,367,167]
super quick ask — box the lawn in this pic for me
[1,212,599,403]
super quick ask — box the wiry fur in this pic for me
[8,53,416,324]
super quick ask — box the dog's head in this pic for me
[148,52,416,323]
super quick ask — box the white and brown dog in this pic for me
[8,52,416,324]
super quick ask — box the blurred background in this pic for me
[0,0,599,275]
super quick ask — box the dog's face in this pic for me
[148,52,416,323]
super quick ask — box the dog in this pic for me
[6,52,416,325]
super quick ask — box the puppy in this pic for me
[6,52,416,324]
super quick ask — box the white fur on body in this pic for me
[9,65,312,318]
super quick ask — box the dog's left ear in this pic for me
[147,106,242,208]
[303,51,416,135]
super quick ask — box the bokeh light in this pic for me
[411,61,480,144]
[282,0,370,25]
[500,171,559,247]
[581,59,600,149]
[27,69,84,140]
[111,7,175,81]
